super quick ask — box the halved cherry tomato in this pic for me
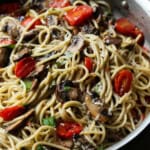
[0,2,20,14]
[0,106,25,121]
[84,57,93,72]
[15,57,36,78]
[57,122,83,139]
[114,69,133,96]
[21,17,42,30]
[49,0,71,8]
[0,38,16,47]
[115,18,144,45]
[65,5,93,26]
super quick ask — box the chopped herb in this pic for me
[56,61,62,67]
[64,86,71,92]
[23,80,32,91]
[92,82,103,95]
[97,145,104,150]
[6,44,15,49]
[42,116,56,127]
[37,145,44,150]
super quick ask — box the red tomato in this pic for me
[0,106,25,121]
[0,38,16,47]
[115,18,144,45]
[84,57,93,72]
[57,122,83,139]
[114,69,133,96]
[15,57,36,78]
[21,17,42,30]
[65,5,93,26]
[49,0,71,8]
[0,2,20,14]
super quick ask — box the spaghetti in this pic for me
[0,0,150,149]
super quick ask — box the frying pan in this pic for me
[107,0,150,149]
[0,0,150,149]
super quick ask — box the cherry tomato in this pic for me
[84,57,93,72]
[49,0,71,8]
[0,38,16,47]
[57,122,83,139]
[21,17,42,30]
[0,106,25,121]
[65,5,93,26]
[0,2,20,14]
[15,57,36,78]
[114,69,133,96]
[115,18,144,45]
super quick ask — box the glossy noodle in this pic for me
[0,0,150,149]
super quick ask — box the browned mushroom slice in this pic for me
[5,109,34,132]
[23,29,39,41]
[13,47,31,61]
[1,19,22,39]
[67,35,84,53]
[104,36,122,46]
[56,80,80,103]
[81,22,99,35]
[0,47,11,67]
[85,94,111,123]
[28,65,45,78]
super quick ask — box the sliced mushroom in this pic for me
[51,29,64,41]
[13,47,31,61]
[28,65,45,78]
[104,36,122,46]
[85,94,111,123]
[0,47,11,67]
[5,109,34,132]
[23,29,39,41]
[47,15,58,26]
[81,22,99,35]
[67,35,84,53]
[1,19,22,39]
[56,80,80,103]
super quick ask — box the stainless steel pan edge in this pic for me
[106,0,150,150]
[109,0,150,46]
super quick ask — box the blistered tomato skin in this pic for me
[114,69,133,96]
[65,5,93,26]
[115,18,144,45]
[21,17,42,30]
[57,122,83,139]
[15,57,36,78]
[0,106,25,121]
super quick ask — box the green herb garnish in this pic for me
[64,86,71,92]
[23,80,32,91]
[97,145,104,150]
[42,116,56,127]
[37,145,44,150]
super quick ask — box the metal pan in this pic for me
[106,0,150,149]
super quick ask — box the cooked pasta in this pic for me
[0,0,150,149]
